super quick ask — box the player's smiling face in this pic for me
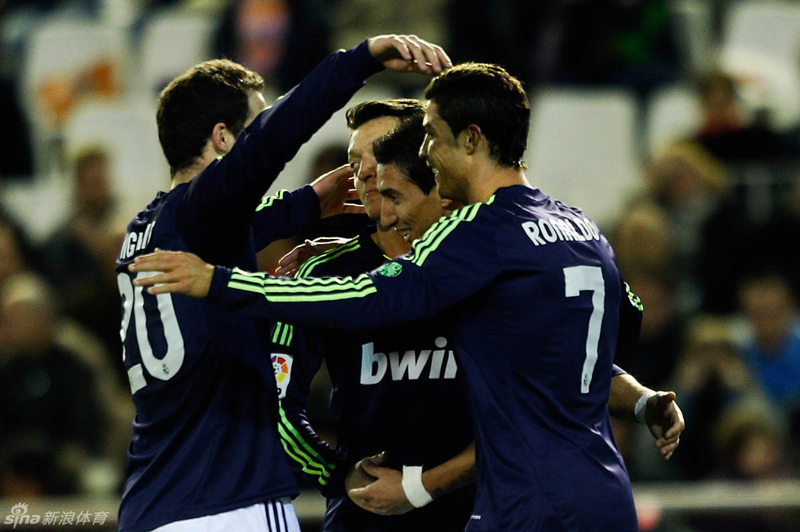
[420,100,467,203]
[348,116,399,220]
[377,162,446,243]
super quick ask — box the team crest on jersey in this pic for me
[271,354,294,399]
[377,262,402,277]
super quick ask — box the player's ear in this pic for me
[210,123,233,153]
[463,124,483,155]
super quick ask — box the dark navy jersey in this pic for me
[210,185,639,532]
[114,41,384,532]
[274,231,475,532]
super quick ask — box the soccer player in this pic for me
[132,64,684,531]
[274,99,477,532]
[114,35,451,532]
[275,109,680,531]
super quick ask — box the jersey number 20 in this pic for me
[564,265,605,394]
[118,272,185,394]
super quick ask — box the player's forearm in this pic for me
[207,263,437,330]
[421,442,476,499]
[279,398,345,495]
[251,186,320,250]
[608,373,651,422]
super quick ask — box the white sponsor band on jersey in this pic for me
[360,336,458,384]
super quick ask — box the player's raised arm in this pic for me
[133,205,502,331]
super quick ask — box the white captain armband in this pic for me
[635,390,657,425]
[402,465,433,508]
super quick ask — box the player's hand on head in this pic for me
[129,249,214,298]
[645,391,684,461]
[311,164,365,219]
[275,237,351,277]
[367,34,451,75]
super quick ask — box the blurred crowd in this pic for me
[1,0,800,529]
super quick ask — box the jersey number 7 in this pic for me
[564,265,605,394]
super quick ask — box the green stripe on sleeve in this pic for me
[297,238,360,278]
[255,189,287,212]
[412,202,485,266]
[276,402,336,486]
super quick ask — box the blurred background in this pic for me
[2,0,800,530]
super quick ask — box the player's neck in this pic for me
[170,143,219,189]
[466,163,530,204]
[372,224,411,259]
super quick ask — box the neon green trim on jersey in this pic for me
[229,268,377,302]
[255,189,287,212]
[297,237,360,278]
[282,324,293,346]
[625,282,644,311]
[277,424,330,483]
[272,322,283,343]
[411,201,486,266]
[272,322,294,347]
[277,402,334,486]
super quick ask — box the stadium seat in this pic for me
[62,99,168,218]
[20,15,131,173]
[719,1,800,129]
[670,0,715,74]
[137,8,217,97]
[526,88,642,229]
[645,83,702,159]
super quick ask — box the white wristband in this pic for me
[635,390,657,425]
[401,465,433,508]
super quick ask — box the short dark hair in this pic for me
[345,98,425,130]
[424,62,529,168]
[373,116,435,195]
[156,59,264,175]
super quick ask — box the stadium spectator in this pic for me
[736,272,800,417]
[0,273,108,493]
[670,316,767,480]
[693,70,789,164]
[688,403,798,532]
[40,146,127,384]
[0,208,39,289]
[643,141,728,310]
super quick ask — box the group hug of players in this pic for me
[115,34,684,532]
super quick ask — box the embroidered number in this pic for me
[564,266,605,394]
[118,272,185,394]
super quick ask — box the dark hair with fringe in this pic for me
[373,116,435,194]
[345,98,425,130]
[157,59,264,176]
[424,62,529,168]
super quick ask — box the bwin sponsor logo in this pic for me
[360,337,458,384]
